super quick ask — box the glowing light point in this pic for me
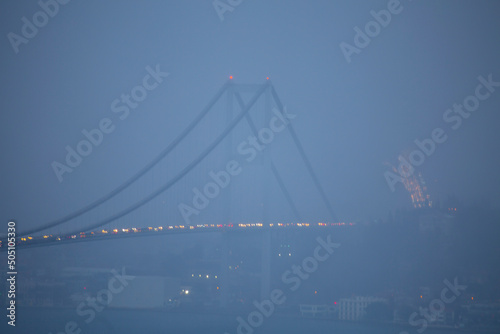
[229,75,233,79]
[266,77,269,80]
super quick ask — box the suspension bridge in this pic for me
[2,78,343,249]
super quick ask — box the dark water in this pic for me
[2,307,485,334]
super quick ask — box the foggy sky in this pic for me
[1,0,500,233]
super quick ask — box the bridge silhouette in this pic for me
[4,78,339,248]
[3,79,345,305]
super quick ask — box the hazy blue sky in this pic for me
[1,0,500,233]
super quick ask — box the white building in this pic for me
[338,296,386,321]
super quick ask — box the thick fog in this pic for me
[1,1,499,334]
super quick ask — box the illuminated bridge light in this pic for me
[27,216,359,247]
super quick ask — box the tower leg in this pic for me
[260,230,271,301]
[220,232,230,309]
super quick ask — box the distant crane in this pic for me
[386,154,432,209]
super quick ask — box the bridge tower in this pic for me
[15,78,337,308]
[216,77,337,306]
